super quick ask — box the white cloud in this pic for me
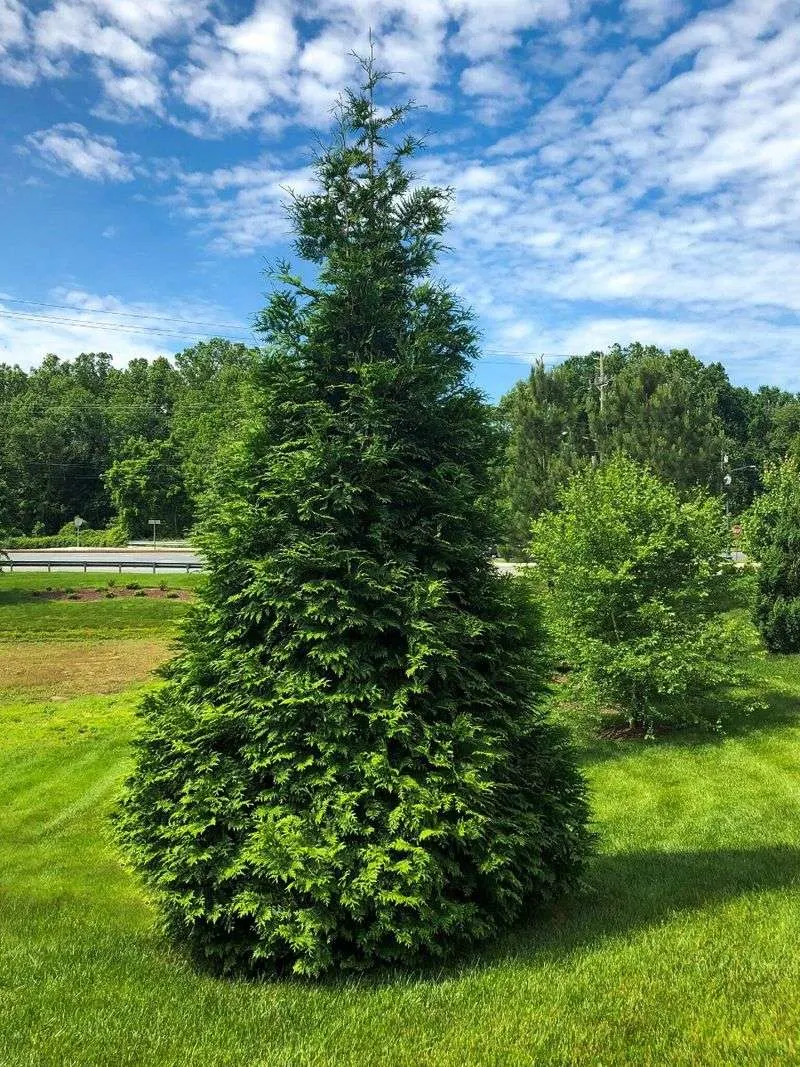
[171,158,315,254]
[4,0,213,111]
[34,2,155,74]
[0,0,36,84]
[24,123,138,181]
[95,63,164,113]
[176,2,298,128]
[0,288,251,370]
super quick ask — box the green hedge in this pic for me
[4,526,127,549]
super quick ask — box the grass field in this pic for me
[1,573,799,1065]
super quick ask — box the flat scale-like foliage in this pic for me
[117,63,590,976]
[745,458,800,652]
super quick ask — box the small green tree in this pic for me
[600,350,724,492]
[116,65,590,977]
[744,458,800,652]
[529,455,742,731]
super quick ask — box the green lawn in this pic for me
[0,572,202,640]
[1,577,799,1065]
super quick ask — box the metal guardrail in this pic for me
[0,559,204,574]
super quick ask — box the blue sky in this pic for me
[2,0,800,400]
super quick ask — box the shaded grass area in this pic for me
[0,572,201,641]
[1,574,800,1064]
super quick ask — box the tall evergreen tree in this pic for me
[745,458,800,652]
[600,349,724,491]
[499,359,583,555]
[117,64,590,976]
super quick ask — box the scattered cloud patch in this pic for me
[23,123,138,181]
[171,158,316,254]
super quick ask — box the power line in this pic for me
[0,298,589,366]
[0,297,249,332]
[0,309,256,342]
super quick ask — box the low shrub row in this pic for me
[4,524,127,550]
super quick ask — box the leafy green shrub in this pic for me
[5,524,126,549]
[743,459,800,652]
[117,68,590,978]
[530,455,744,731]
[134,590,147,598]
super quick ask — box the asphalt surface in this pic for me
[2,547,202,574]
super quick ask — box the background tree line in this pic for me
[2,338,799,547]
[498,342,800,555]
[0,340,256,541]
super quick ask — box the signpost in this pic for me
[148,518,162,550]
[73,515,86,548]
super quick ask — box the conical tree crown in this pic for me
[118,63,590,977]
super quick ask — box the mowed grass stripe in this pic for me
[0,572,200,642]
[2,696,800,1064]
[1,572,800,1064]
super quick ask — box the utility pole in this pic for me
[721,452,731,523]
[595,351,610,417]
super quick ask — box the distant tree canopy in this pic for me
[0,341,258,539]
[1,337,798,548]
[499,342,800,556]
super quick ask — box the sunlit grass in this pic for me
[1,573,799,1065]
[0,572,200,641]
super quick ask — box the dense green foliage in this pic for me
[499,343,800,556]
[117,71,590,977]
[0,341,257,540]
[529,456,742,730]
[744,458,800,652]
[5,519,126,549]
[103,436,192,539]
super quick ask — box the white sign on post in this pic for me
[148,518,162,549]
[74,515,86,547]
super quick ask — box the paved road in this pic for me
[2,547,202,574]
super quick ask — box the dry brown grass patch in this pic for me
[0,637,172,700]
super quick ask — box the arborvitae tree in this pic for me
[745,458,800,652]
[116,65,590,977]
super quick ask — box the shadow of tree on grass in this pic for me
[456,844,800,978]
